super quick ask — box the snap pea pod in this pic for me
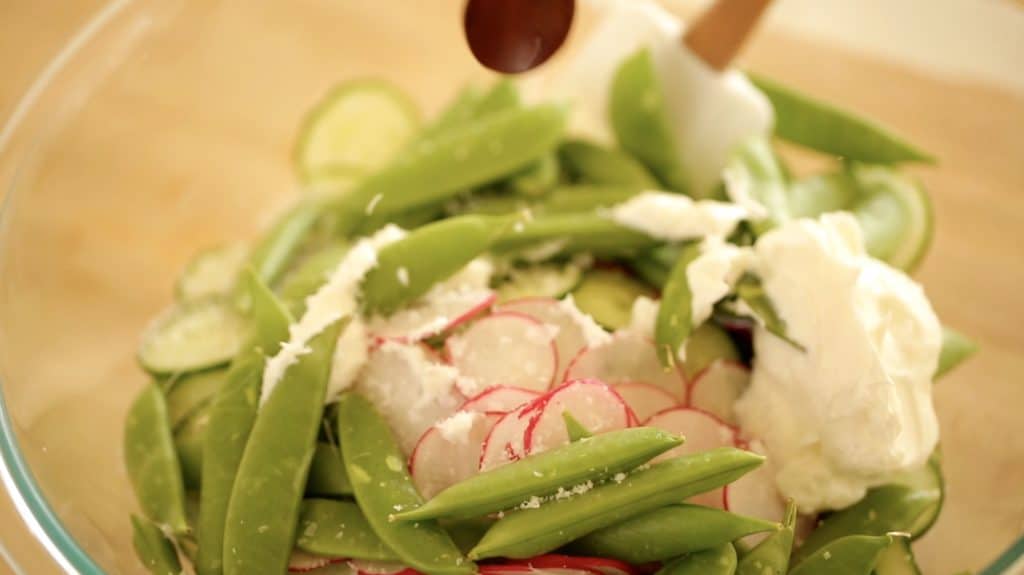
[789,534,895,575]
[936,326,978,379]
[610,48,687,193]
[559,139,660,188]
[749,74,933,165]
[277,242,349,316]
[418,85,483,141]
[727,137,790,233]
[733,274,804,350]
[305,441,353,497]
[735,500,796,575]
[472,79,522,118]
[124,382,189,534]
[509,152,561,197]
[630,244,678,289]
[570,504,778,563]
[361,215,509,314]
[195,271,292,575]
[336,392,474,575]
[222,317,347,575]
[396,427,683,522]
[173,404,211,490]
[872,535,922,575]
[562,411,593,442]
[331,104,567,235]
[655,242,702,368]
[441,518,495,555]
[166,368,227,430]
[493,212,658,259]
[295,499,397,560]
[246,199,326,289]
[541,185,642,214]
[656,543,737,575]
[469,447,764,559]
[131,514,183,575]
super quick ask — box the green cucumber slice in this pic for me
[936,326,978,379]
[138,297,248,375]
[887,449,944,538]
[175,243,247,301]
[787,171,859,219]
[294,79,421,179]
[165,368,228,430]
[681,323,741,380]
[571,268,655,330]
[495,263,584,303]
[848,166,933,272]
[872,537,922,575]
[749,73,934,164]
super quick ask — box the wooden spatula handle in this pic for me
[683,0,774,71]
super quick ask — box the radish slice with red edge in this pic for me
[498,297,610,382]
[446,312,558,394]
[523,380,635,456]
[459,386,542,414]
[687,360,751,425]
[368,290,495,342]
[612,382,679,423]
[724,439,787,547]
[644,407,739,508]
[479,403,540,471]
[506,554,640,575]
[409,411,502,498]
[565,333,685,401]
[479,567,595,575]
[347,560,418,575]
[288,551,347,573]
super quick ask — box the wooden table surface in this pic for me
[0,1,1022,574]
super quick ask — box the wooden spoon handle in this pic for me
[683,0,774,71]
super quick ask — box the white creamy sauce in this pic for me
[558,295,612,348]
[610,191,750,242]
[734,214,941,512]
[685,238,754,337]
[436,411,482,444]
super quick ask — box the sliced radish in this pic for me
[644,407,739,509]
[409,411,502,499]
[687,360,751,425]
[479,404,540,471]
[480,567,594,575]
[565,332,685,401]
[459,386,542,414]
[507,554,639,575]
[348,560,418,575]
[368,290,495,342]
[446,312,558,394]
[355,341,465,454]
[288,551,346,573]
[724,439,787,547]
[498,297,611,382]
[523,380,635,455]
[612,382,679,423]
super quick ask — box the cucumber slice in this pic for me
[175,243,247,301]
[294,79,421,179]
[681,323,741,380]
[788,171,860,219]
[165,368,228,430]
[873,537,922,575]
[571,268,655,330]
[887,449,944,538]
[849,166,933,272]
[302,164,367,196]
[495,263,584,303]
[936,326,978,379]
[138,297,248,375]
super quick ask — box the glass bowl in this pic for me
[0,1,1022,573]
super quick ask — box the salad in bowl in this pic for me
[123,2,977,575]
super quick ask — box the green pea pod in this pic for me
[610,48,687,193]
[789,534,895,575]
[166,368,227,430]
[174,404,211,490]
[472,79,522,118]
[336,392,474,575]
[222,316,347,575]
[494,212,658,259]
[750,74,933,165]
[510,152,561,198]
[630,244,678,289]
[332,104,567,234]
[277,242,349,315]
[733,273,804,351]
[656,543,737,575]
[727,137,790,233]
[419,85,484,141]
[571,268,656,330]
[195,271,292,575]
[559,139,659,188]
[441,518,495,555]
[305,441,353,497]
[469,447,764,559]
[124,382,189,534]
[655,242,702,368]
[361,215,508,314]
[246,199,326,289]
[396,427,683,522]
[936,326,978,379]
[570,503,778,564]
[735,500,796,575]
[541,185,642,214]
[562,411,594,442]
[873,535,922,575]
[295,499,397,561]
[131,514,183,575]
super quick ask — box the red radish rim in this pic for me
[288,557,347,573]
[407,410,504,475]
[506,554,639,575]
[494,296,562,311]
[643,405,741,434]
[370,292,496,344]
[458,386,543,413]
[562,334,686,397]
[611,381,679,422]
[444,311,560,391]
[348,560,420,575]
[521,380,636,453]
[683,359,751,405]
[478,402,545,469]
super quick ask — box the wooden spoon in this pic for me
[684,0,775,71]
